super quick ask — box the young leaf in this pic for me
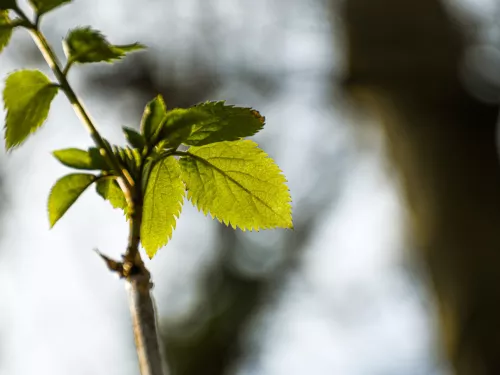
[29,0,71,15]
[184,101,265,146]
[3,70,58,149]
[179,140,292,230]
[0,11,12,53]
[123,126,146,149]
[141,156,185,258]
[140,95,167,143]
[52,147,108,170]
[157,108,209,148]
[113,146,142,180]
[95,178,127,211]
[64,27,145,64]
[48,173,96,227]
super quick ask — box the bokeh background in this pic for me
[1,0,500,374]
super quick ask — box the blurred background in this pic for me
[1,0,500,374]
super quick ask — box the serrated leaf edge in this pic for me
[141,156,185,258]
[181,142,292,231]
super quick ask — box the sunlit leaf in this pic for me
[113,145,142,180]
[64,27,145,64]
[29,0,71,14]
[180,140,292,230]
[141,156,185,258]
[140,95,167,144]
[52,147,110,170]
[96,178,127,211]
[157,108,209,148]
[3,70,58,149]
[0,11,13,53]
[123,126,146,149]
[48,173,96,227]
[88,147,113,171]
[184,101,265,146]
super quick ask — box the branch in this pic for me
[95,202,167,375]
[13,9,167,375]
[126,275,166,375]
[14,6,135,197]
[124,200,168,375]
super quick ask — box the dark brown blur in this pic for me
[343,0,500,374]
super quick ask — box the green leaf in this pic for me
[0,11,12,53]
[123,126,146,149]
[179,140,292,230]
[141,156,185,258]
[29,0,71,14]
[140,95,167,143]
[96,178,127,211]
[140,156,155,193]
[157,108,209,148]
[113,145,142,180]
[184,101,265,146]
[3,70,58,149]
[52,147,109,170]
[64,27,145,64]
[0,1,17,10]
[48,173,96,227]
[87,147,113,171]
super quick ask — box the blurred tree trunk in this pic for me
[342,0,500,374]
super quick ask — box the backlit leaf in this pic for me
[0,11,12,53]
[96,178,127,211]
[184,101,265,146]
[48,173,96,227]
[113,145,142,180]
[141,156,185,258]
[52,147,109,170]
[140,95,167,143]
[29,0,71,14]
[64,27,145,64]
[123,126,146,149]
[157,108,209,148]
[3,70,58,149]
[179,140,292,230]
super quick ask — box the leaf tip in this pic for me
[250,109,265,125]
[48,211,57,229]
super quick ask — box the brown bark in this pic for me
[342,1,500,374]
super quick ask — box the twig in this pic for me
[14,8,167,375]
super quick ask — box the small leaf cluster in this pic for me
[0,0,292,259]
[49,96,292,258]
[1,2,145,148]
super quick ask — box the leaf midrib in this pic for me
[184,151,288,223]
